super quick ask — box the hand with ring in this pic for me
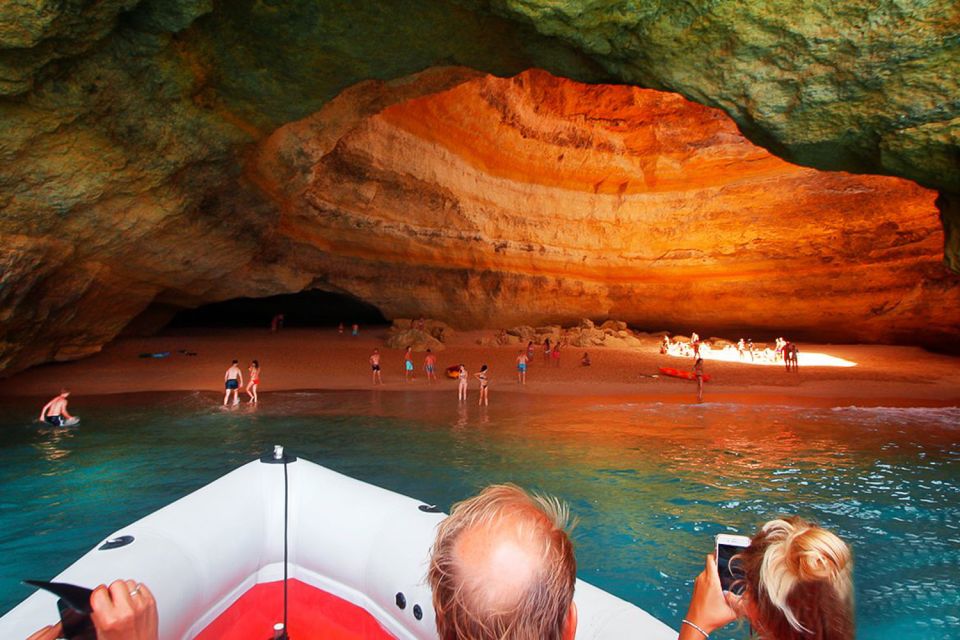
[90,580,159,640]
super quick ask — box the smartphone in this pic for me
[715,534,751,595]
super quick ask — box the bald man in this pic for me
[428,484,578,640]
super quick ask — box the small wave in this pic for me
[829,406,960,427]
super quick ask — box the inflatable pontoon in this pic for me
[0,450,675,639]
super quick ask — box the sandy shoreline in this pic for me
[2,327,958,407]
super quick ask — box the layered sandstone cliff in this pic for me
[249,70,957,346]
[1,1,958,376]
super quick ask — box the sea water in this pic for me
[0,391,957,639]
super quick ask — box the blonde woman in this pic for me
[245,360,260,404]
[681,517,853,640]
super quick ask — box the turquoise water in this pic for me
[1,391,958,639]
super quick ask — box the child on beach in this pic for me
[370,349,382,384]
[246,360,260,404]
[516,351,528,384]
[424,349,437,383]
[457,364,468,402]
[224,360,243,406]
[475,364,490,406]
[404,346,415,382]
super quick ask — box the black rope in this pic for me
[282,458,289,639]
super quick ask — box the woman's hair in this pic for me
[739,517,854,640]
[480,364,488,372]
[252,360,259,367]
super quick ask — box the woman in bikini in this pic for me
[475,364,490,406]
[457,364,468,402]
[246,360,260,404]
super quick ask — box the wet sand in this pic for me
[2,327,958,407]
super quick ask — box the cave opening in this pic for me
[167,290,388,329]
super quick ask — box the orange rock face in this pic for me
[255,69,958,346]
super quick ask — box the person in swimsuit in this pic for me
[424,349,437,383]
[352,323,359,337]
[516,351,528,384]
[404,346,415,382]
[370,349,383,385]
[543,338,551,364]
[526,341,535,362]
[552,341,561,367]
[38,389,74,426]
[581,352,591,367]
[224,360,243,406]
[457,364,468,402]
[475,364,489,406]
[246,360,260,404]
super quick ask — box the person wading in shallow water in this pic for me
[370,348,383,385]
[38,389,74,426]
[246,360,260,404]
[224,360,243,406]
[475,364,490,406]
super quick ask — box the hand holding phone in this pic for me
[715,534,751,595]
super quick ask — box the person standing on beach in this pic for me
[552,341,562,367]
[404,346,415,382]
[338,322,344,335]
[424,349,437,383]
[581,352,591,366]
[543,338,551,363]
[370,349,383,384]
[694,357,704,403]
[457,364,468,402]
[246,360,260,404]
[224,360,243,406]
[526,341,535,362]
[475,364,490,406]
[516,350,528,384]
[38,389,74,426]
[352,323,359,337]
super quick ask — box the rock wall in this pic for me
[0,1,958,375]
[251,69,958,346]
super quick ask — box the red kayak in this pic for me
[659,367,711,382]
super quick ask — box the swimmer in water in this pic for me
[457,364,468,402]
[224,360,243,406]
[39,389,74,426]
[246,360,260,404]
[475,364,489,406]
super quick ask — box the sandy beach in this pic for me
[2,326,957,407]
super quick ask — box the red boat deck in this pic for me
[195,579,397,640]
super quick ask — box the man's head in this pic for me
[231,359,238,365]
[59,388,70,397]
[428,484,578,640]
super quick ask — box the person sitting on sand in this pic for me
[581,352,591,367]
[679,517,853,640]
[38,389,74,427]
[428,484,577,640]
[28,579,159,640]
[224,360,243,406]
[516,350,528,384]
[424,349,437,383]
[475,364,490,406]
[246,360,260,404]
[370,348,382,384]
[404,346,415,382]
[457,364,468,402]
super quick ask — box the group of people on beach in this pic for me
[30,481,854,640]
[663,332,801,372]
[223,359,260,405]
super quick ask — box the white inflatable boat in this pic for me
[0,451,675,639]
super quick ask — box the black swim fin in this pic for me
[23,580,93,613]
